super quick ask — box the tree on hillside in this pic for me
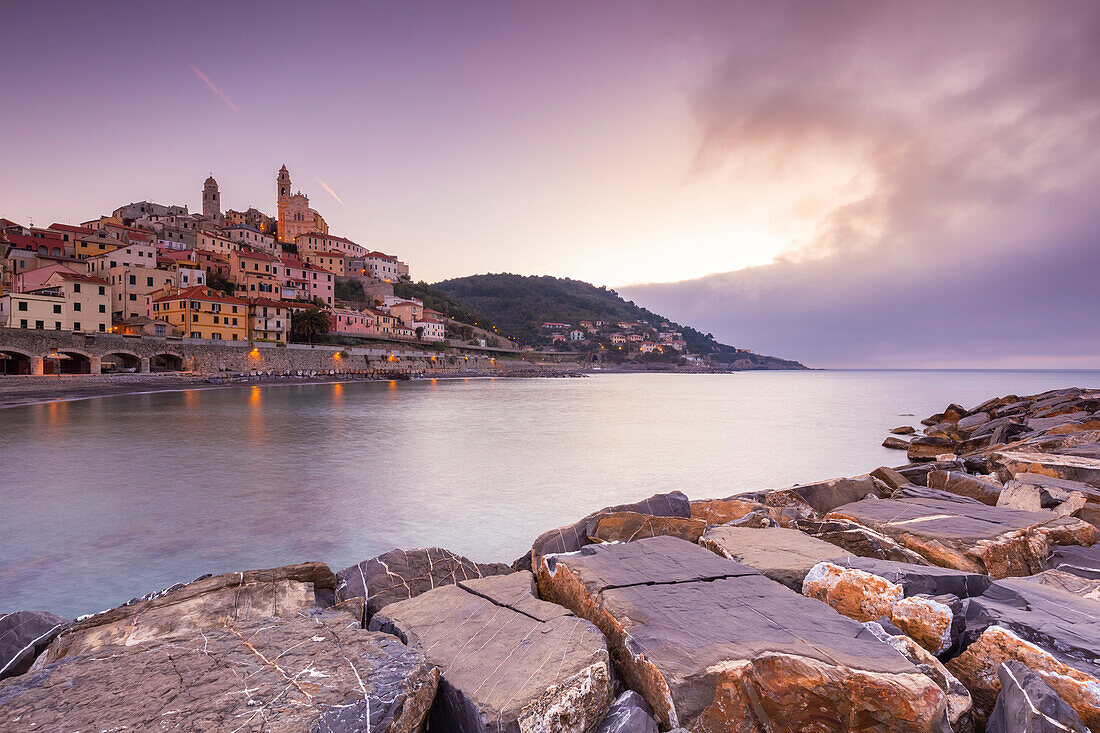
[206,270,236,296]
[291,308,331,345]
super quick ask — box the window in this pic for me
[99,323,105,332]
[74,322,81,331]
[53,304,62,314]
[192,314,198,322]
[17,301,27,312]
[147,277,153,286]
[231,333,238,341]
[74,302,81,312]
[129,294,136,301]
[99,286,105,295]
[74,283,81,293]
[19,319,27,328]
[34,320,44,329]
[99,304,106,313]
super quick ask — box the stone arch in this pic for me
[150,352,184,372]
[0,348,33,375]
[44,349,92,374]
[100,350,142,372]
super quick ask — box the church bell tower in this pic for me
[277,164,291,241]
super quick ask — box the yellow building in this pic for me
[151,285,248,341]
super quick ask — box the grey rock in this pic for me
[0,609,438,733]
[1046,543,1100,580]
[595,690,658,733]
[336,547,511,623]
[369,570,612,733]
[987,660,1088,732]
[699,525,851,590]
[0,611,68,680]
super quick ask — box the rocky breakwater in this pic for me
[3,386,1100,731]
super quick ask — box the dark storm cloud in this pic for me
[625,1,1100,367]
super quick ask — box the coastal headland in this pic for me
[2,386,1099,731]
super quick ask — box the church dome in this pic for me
[205,176,218,186]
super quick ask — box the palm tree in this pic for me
[291,308,330,345]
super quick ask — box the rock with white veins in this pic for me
[986,660,1089,733]
[0,608,439,733]
[35,562,341,667]
[335,547,511,623]
[369,570,613,733]
[947,577,1100,729]
[0,611,68,680]
[537,535,952,732]
[595,690,659,733]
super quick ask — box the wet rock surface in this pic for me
[0,609,438,733]
[335,547,511,623]
[537,535,950,732]
[369,570,612,732]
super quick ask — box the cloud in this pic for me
[190,64,239,113]
[622,1,1100,368]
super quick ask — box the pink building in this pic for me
[330,308,374,336]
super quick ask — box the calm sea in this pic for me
[2,370,1098,617]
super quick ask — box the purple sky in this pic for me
[3,1,1098,367]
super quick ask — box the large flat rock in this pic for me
[698,525,851,590]
[947,577,1100,728]
[37,562,339,667]
[925,470,1002,505]
[991,450,1100,489]
[591,511,707,545]
[825,497,1098,577]
[335,547,511,623]
[0,609,438,732]
[763,475,881,515]
[369,570,612,732]
[537,535,950,732]
[1046,543,1100,580]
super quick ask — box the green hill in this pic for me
[432,273,806,368]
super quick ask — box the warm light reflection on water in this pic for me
[2,370,1099,617]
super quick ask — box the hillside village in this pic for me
[0,167,798,373]
[0,167,460,363]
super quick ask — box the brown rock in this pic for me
[0,609,439,733]
[892,426,917,435]
[884,436,910,450]
[369,571,613,732]
[909,436,957,461]
[863,621,973,729]
[590,511,707,544]
[689,495,771,524]
[37,562,337,667]
[765,475,882,515]
[996,482,1043,511]
[926,470,1002,505]
[525,491,690,570]
[825,498,1098,578]
[991,450,1100,489]
[797,517,932,565]
[537,536,951,732]
[872,466,911,492]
